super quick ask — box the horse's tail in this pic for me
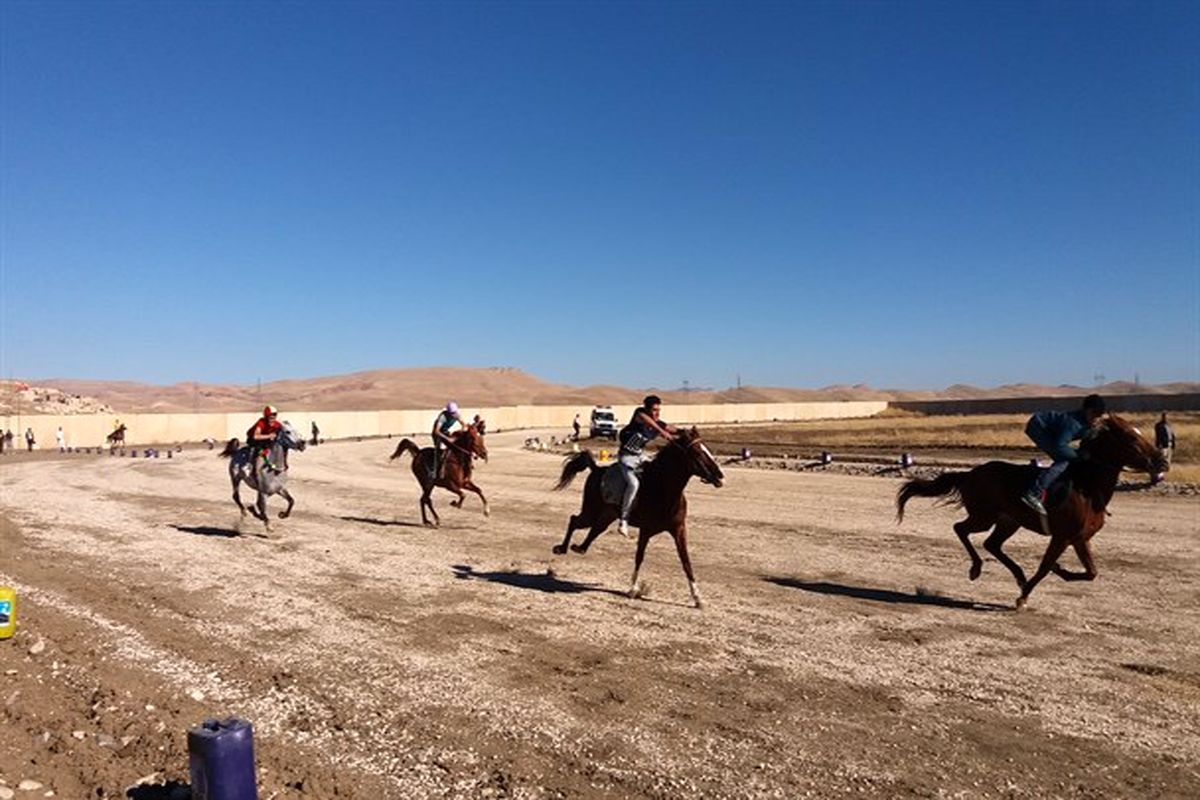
[218,438,240,458]
[554,450,599,491]
[390,438,421,461]
[896,471,966,523]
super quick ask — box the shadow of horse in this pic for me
[337,515,425,528]
[764,576,1010,612]
[451,564,626,598]
[170,524,241,538]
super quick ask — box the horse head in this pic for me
[1081,415,1166,476]
[671,427,724,488]
[277,421,308,452]
[456,424,488,462]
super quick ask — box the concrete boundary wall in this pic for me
[0,401,887,449]
[891,393,1200,416]
[5,394,1194,450]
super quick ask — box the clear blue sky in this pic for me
[2,1,1196,391]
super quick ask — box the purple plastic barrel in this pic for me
[188,717,258,800]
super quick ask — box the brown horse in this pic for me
[106,424,126,450]
[552,427,725,608]
[389,424,489,527]
[896,415,1167,608]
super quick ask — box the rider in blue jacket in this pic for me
[1022,394,1106,515]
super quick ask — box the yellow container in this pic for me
[0,586,15,639]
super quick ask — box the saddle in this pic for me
[601,461,642,506]
[1026,463,1073,510]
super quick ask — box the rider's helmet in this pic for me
[446,401,459,416]
[264,405,278,417]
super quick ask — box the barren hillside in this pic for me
[3,370,1196,415]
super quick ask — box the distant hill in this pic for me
[2,369,1197,415]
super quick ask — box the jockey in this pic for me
[616,395,677,537]
[1022,394,1106,515]
[247,405,283,473]
[432,401,463,479]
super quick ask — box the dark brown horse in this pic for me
[389,424,489,527]
[106,424,126,450]
[552,427,725,608]
[896,415,1167,608]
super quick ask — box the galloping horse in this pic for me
[218,421,307,532]
[389,424,489,527]
[106,424,127,450]
[896,415,1167,608]
[553,427,725,608]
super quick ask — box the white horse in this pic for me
[218,421,307,532]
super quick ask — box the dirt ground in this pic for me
[1,429,1198,799]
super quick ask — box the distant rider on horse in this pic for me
[616,395,677,537]
[248,405,283,473]
[432,401,463,479]
[1022,393,1106,516]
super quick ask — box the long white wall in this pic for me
[0,401,888,449]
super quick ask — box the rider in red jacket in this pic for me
[247,406,283,472]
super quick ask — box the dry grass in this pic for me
[699,411,1200,476]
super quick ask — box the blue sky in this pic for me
[2,1,1196,391]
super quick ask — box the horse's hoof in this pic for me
[552,545,566,555]
[693,598,704,610]
[1014,596,1028,611]
[483,508,491,518]
[570,544,586,554]
[278,512,289,519]
[969,563,982,581]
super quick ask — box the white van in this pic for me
[589,407,619,440]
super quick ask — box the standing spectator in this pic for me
[24,427,35,451]
[1153,413,1176,484]
[3,430,12,452]
[1155,412,1176,461]
[0,429,5,454]
[472,414,487,435]
[310,420,320,446]
[56,426,66,452]
[572,413,581,441]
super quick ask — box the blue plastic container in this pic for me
[188,717,258,800]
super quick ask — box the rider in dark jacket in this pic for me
[616,395,676,537]
[1022,394,1106,515]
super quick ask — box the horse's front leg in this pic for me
[1015,534,1070,609]
[461,480,489,517]
[278,488,295,519]
[671,522,703,609]
[1051,538,1098,582]
[256,492,271,531]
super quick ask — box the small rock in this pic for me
[0,786,13,800]
[96,733,118,748]
[18,781,43,791]
[144,704,155,712]
[188,689,205,702]
[4,669,17,676]
[28,640,45,656]
[71,731,85,740]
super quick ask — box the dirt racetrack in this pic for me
[1,430,1198,799]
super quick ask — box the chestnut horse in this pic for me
[389,424,489,527]
[896,415,1167,608]
[552,427,725,608]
